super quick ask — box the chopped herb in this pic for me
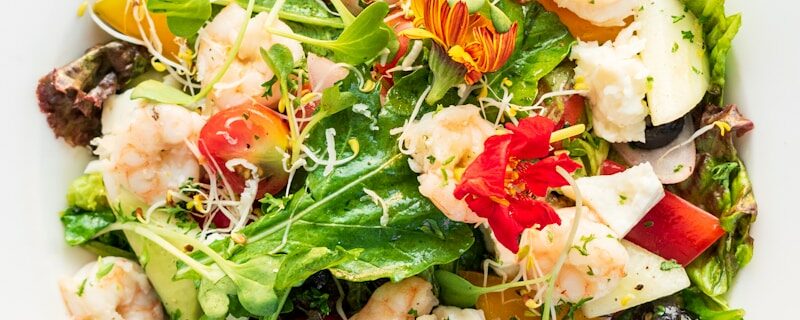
[587,266,595,276]
[655,305,667,316]
[673,164,684,172]
[634,284,644,290]
[589,0,595,4]
[643,221,655,228]
[672,15,685,23]
[547,230,555,243]
[660,259,681,271]
[682,30,695,43]
[573,234,596,256]
[618,194,628,205]
[442,155,456,166]
[408,308,419,317]
[427,155,436,164]
[692,66,703,75]
[95,259,114,279]
[672,42,680,53]
[606,234,616,238]
[76,278,88,297]
[562,297,593,320]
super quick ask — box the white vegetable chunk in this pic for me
[638,0,710,125]
[613,117,697,184]
[562,163,665,236]
[582,241,691,318]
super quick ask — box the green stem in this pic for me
[267,27,333,48]
[192,0,256,103]
[329,0,355,26]
[210,0,345,28]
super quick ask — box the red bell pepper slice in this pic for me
[625,192,725,265]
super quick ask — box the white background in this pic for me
[0,0,797,318]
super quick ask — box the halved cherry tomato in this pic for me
[199,104,290,197]
[459,271,596,320]
[537,0,629,43]
[559,95,586,128]
[599,160,627,175]
[625,192,725,266]
[93,0,181,59]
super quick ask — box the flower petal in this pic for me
[506,116,556,159]
[454,134,513,200]
[464,196,524,252]
[518,153,582,197]
[508,197,561,230]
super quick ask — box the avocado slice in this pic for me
[126,232,203,320]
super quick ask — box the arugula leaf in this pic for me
[232,74,473,282]
[147,0,213,37]
[219,0,345,28]
[267,2,392,65]
[486,2,575,105]
[681,0,742,101]
[670,105,756,302]
[260,44,295,98]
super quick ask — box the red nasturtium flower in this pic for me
[454,116,581,252]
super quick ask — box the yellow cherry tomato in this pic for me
[537,0,630,43]
[93,0,181,59]
[459,271,598,320]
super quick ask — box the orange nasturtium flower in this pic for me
[405,0,518,85]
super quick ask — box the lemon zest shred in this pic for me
[77,1,88,17]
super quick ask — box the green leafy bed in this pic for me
[54,0,755,319]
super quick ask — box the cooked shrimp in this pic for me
[402,105,496,224]
[197,4,304,111]
[351,277,439,320]
[60,257,164,320]
[92,90,206,205]
[519,207,628,303]
[553,0,643,27]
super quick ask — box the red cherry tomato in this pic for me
[625,192,725,265]
[600,160,627,175]
[199,104,290,197]
[559,94,586,128]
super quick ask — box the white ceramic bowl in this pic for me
[1,0,797,318]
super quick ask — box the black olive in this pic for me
[630,117,685,150]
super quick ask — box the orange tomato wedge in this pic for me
[537,0,629,43]
[459,271,598,320]
[93,0,181,59]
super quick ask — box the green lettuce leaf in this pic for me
[61,206,116,246]
[67,173,109,211]
[486,1,575,105]
[681,0,742,101]
[670,105,756,301]
[183,72,472,317]
[147,0,213,37]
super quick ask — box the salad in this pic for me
[37,0,755,319]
